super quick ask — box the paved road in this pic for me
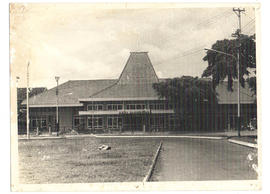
[151,138,257,181]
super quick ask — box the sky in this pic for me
[10,3,256,89]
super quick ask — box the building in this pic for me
[17,87,47,134]
[21,52,256,133]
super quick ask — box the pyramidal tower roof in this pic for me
[88,52,160,99]
[118,52,159,85]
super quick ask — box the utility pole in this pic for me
[26,62,30,139]
[232,7,245,137]
[55,76,60,136]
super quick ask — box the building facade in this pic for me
[21,52,256,133]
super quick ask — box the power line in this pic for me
[243,11,255,20]
[156,9,253,66]
[241,18,255,30]
[160,9,234,49]
[244,26,256,34]
[196,10,233,28]
[182,45,207,55]
[181,49,204,58]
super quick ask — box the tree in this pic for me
[153,76,218,131]
[202,34,256,92]
[246,76,256,96]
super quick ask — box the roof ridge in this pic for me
[146,52,159,82]
[117,52,132,83]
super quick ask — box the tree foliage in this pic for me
[153,76,218,130]
[202,34,256,91]
[246,76,256,96]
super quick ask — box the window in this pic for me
[74,116,84,127]
[108,117,122,128]
[88,117,93,128]
[41,119,47,128]
[32,119,37,128]
[118,118,122,126]
[130,105,135,109]
[30,117,47,128]
[108,118,112,126]
[93,118,98,127]
[87,105,93,110]
[107,104,122,110]
[98,105,103,110]
[88,117,103,128]
[165,104,169,110]
[74,118,80,126]
[136,104,142,109]
[160,104,164,110]
[113,117,117,126]
[98,118,103,126]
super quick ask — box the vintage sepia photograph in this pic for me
[10,3,260,191]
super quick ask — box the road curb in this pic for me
[93,135,223,140]
[228,139,258,148]
[143,141,163,182]
[18,136,65,140]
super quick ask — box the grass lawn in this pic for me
[18,137,160,184]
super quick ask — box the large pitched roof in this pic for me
[18,87,47,102]
[89,83,160,100]
[22,79,116,107]
[215,81,255,104]
[23,52,256,106]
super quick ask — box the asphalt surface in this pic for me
[151,138,258,181]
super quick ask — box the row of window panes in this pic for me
[126,104,173,110]
[87,117,103,128]
[149,104,173,110]
[107,104,123,110]
[30,117,47,128]
[87,104,103,111]
[126,104,146,110]
[108,117,122,128]
[87,103,174,111]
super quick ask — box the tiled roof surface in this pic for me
[18,87,47,101]
[22,79,116,106]
[90,83,159,99]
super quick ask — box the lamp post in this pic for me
[16,76,20,134]
[55,76,60,136]
[26,62,30,139]
[204,48,241,137]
